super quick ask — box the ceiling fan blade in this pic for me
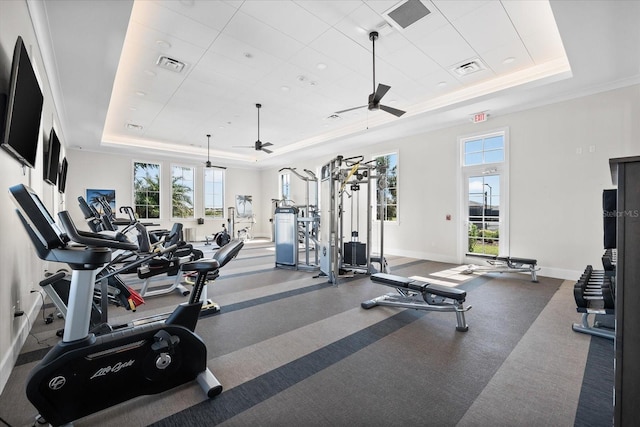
[261,142,273,148]
[335,105,367,114]
[372,84,391,104]
[261,148,273,154]
[379,104,406,117]
[206,162,227,169]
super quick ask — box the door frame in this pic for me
[457,128,510,264]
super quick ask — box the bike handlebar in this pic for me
[58,211,138,251]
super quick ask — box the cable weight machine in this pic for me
[319,155,388,284]
[274,168,320,270]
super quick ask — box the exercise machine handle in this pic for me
[303,169,317,180]
[58,211,138,251]
[119,206,137,223]
[39,271,67,287]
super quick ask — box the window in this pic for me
[280,172,291,201]
[467,174,500,255]
[461,130,509,257]
[133,162,160,219]
[171,165,194,218]
[204,167,225,218]
[374,152,398,222]
[464,134,504,166]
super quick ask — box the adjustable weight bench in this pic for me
[362,273,471,332]
[463,256,539,282]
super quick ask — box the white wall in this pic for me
[258,85,639,279]
[65,149,264,242]
[1,0,638,396]
[0,0,66,393]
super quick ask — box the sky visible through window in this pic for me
[464,135,504,166]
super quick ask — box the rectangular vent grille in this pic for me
[157,56,186,73]
[452,59,486,76]
[385,0,431,30]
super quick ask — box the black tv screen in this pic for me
[58,157,68,194]
[1,36,44,169]
[43,128,61,185]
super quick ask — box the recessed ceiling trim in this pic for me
[102,134,253,162]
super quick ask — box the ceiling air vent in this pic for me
[451,59,486,77]
[156,56,186,73]
[383,0,431,30]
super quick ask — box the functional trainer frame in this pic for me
[274,167,320,270]
[318,155,389,284]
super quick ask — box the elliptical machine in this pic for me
[10,184,223,426]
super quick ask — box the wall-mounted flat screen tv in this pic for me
[43,128,61,185]
[1,36,44,169]
[58,157,68,194]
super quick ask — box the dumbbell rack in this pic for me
[572,262,615,339]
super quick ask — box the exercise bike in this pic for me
[205,223,231,247]
[10,184,224,426]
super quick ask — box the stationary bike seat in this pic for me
[181,258,220,273]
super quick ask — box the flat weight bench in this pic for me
[463,256,539,282]
[362,273,471,332]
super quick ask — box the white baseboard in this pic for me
[385,247,581,281]
[537,267,582,281]
[384,247,460,264]
[0,297,40,394]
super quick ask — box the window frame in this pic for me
[279,172,291,201]
[171,163,195,220]
[133,161,161,220]
[458,128,510,261]
[203,166,225,219]
[372,151,399,223]
[463,133,505,167]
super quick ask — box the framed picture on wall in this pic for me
[235,195,253,218]
[86,188,116,214]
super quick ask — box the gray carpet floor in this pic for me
[0,240,613,426]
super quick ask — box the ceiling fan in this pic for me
[335,31,406,118]
[204,134,226,169]
[235,103,274,154]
